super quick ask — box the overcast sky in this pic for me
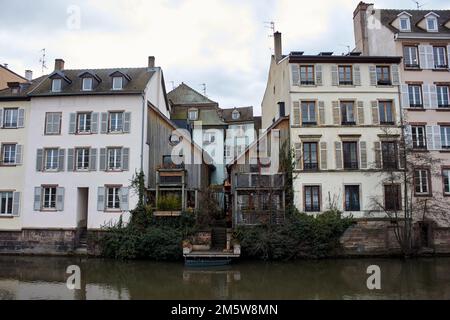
[1,0,449,115]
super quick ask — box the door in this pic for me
[77,188,89,229]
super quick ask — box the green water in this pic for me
[0,256,449,300]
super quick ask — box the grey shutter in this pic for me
[334,142,343,170]
[371,101,379,125]
[320,142,327,170]
[434,125,442,150]
[391,65,400,85]
[12,192,20,216]
[15,145,23,165]
[331,65,339,86]
[357,101,365,125]
[360,141,367,169]
[0,109,3,127]
[99,148,107,171]
[97,187,106,211]
[447,45,450,70]
[353,65,361,86]
[34,187,42,211]
[69,113,76,134]
[90,148,97,171]
[315,65,323,85]
[426,45,434,69]
[101,112,108,133]
[122,148,129,171]
[426,125,434,150]
[91,112,99,134]
[401,84,410,108]
[374,142,382,169]
[404,125,413,148]
[423,84,431,109]
[45,113,52,134]
[67,148,74,171]
[318,101,325,125]
[17,109,25,127]
[120,187,129,211]
[58,149,65,171]
[123,112,131,133]
[294,143,302,170]
[36,149,44,171]
[56,187,65,211]
[419,45,427,69]
[293,101,301,126]
[429,84,438,108]
[291,64,300,86]
[332,101,340,125]
[369,65,377,86]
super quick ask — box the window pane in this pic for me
[345,186,360,211]
[0,192,13,214]
[3,108,18,128]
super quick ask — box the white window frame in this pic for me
[44,148,59,171]
[42,187,57,210]
[52,79,62,92]
[0,191,14,215]
[441,126,450,149]
[112,77,123,90]
[412,126,427,149]
[107,148,122,171]
[77,112,92,133]
[76,148,90,171]
[106,187,121,210]
[408,85,423,107]
[301,101,317,124]
[404,46,419,67]
[82,77,93,91]
[2,144,16,165]
[415,169,430,195]
[426,16,438,32]
[188,109,198,121]
[203,132,215,144]
[109,112,124,132]
[399,17,411,31]
[2,108,18,128]
[45,112,61,135]
[437,85,450,108]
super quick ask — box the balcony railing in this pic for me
[236,210,285,225]
[235,173,285,189]
[343,161,359,170]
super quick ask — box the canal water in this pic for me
[0,256,449,300]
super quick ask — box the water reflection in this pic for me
[0,256,450,300]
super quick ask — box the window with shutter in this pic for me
[1,144,17,165]
[318,101,325,125]
[303,142,318,171]
[414,169,431,196]
[292,101,301,126]
[45,112,62,135]
[334,142,343,169]
[344,185,360,211]
[0,191,14,215]
[412,126,427,149]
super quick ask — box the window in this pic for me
[76,148,90,171]
[414,169,430,195]
[112,77,123,90]
[300,65,315,85]
[224,145,231,158]
[400,17,410,31]
[441,126,450,149]
[384,185,402,211]
[341,101,355,125]
[379,101,394,124]
[382,142,398,169]
[338,66,353,85]
[301,101,316,125]
[109,112,124,132]
[437,85,450,108]
[45,112,61,135]
[162,154,184,169]
[232,110,240,120]
[427,17,438,32]
[188,109,198,121]
[0,191,13,215]
[345,185,360,211]
[3,108,18,128]
[106,187,121,210]
[303,142,318,171]
[44,148,59,171]
[304,186,320,212]
[203,132,215,144]
[52,79,62,92]
[42,187,57,210]
[2,144,16,165]
[107,148,122,170]
[343,142,358,169]
[77,112,91,133]
[443,169,450,195]
[376,66,391,85]
[433,47,448,69]
[403,46,419,68]
[82,77,93,91]
[412,126,427,149]
[408,85,423,108]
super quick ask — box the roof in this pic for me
[0,64,28,83]
[219,106,254,123]
[380,9,450,34]
[0,75,47,100]
[168,83,218,106]
[29,68,155,96]
[289,53,402,64]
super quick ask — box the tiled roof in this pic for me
[0,75,47,99]
[219,106,254,123]
[168,83,218,106]
[380,9,450,34]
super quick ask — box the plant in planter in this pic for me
[157,194,182,211]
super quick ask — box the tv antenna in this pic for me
[200,83,207,96]
[170,81,175,90]
[339,44,351,54]
[39,48,48,75]
[411,0,426,9]
[264,21,275,34]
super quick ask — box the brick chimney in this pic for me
[54,59,65,71]
[25,70,33,81]
[148,56,155,68]
[274,32,282,62]
[353,2,373,55]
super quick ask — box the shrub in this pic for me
[157,194,182,211]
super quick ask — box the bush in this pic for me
[157,194,182,211]
[235,210,354,261]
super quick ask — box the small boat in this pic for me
[185,258,232,267]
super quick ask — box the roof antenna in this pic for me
[264,21,276,52]
[200,83,207,97]
[39,48,48,75]
[339,44,351,55]
[411,0,426,9]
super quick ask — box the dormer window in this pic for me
[427,16,438,32]
[400,17,411,31]
[52,79,62,92]
[112,76,123,90]
[232,110,240,120]
[188,109,198,121]
[82,77,93,91]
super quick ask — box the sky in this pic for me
[1,0,449,115]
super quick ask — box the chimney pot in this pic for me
[148,56,155,68]
[54,59,65,71]
[25,70,33,81]
[274,32,282,62]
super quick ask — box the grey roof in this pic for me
[219,106,254,123]
[168,83,218,106]
[380,9,450,34]
[0,75,47,100]
[28,68,155,97]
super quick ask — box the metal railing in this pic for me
[236,210,285,225]
[235,173,285,189]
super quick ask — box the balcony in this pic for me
[303,163,319,171]
[377,80,392,86]
[410,104,423,109]
[234,173,285,189]
[343,161,359,170]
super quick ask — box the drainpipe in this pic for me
[141,91,146,171]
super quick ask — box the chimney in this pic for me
[274,32,282,62]
[148,56,155,68]
[25,70,33,81]
[353,2,373,55]
[54,59,65,71]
